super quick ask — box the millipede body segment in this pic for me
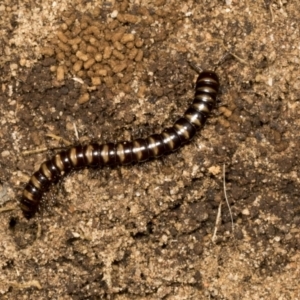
[20,70,220,218]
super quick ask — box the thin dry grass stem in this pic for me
[21,134,71,156]
[212,164,234,242]
[73,122,79,141]
[199,39,249,66]
[3,280,42,290]
[269,3,275,22]
[223,163,234,233]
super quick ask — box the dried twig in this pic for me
[212,202,222,243]
[22,147,48,156]
[45,133,72,146]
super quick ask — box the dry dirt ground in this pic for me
[0,0,300,299]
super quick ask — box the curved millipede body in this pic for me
[20,70,220,218]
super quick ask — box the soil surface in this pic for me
[0,0,300,299]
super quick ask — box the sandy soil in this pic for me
[0,0,300,299]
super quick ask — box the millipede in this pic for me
[20,70,220,218]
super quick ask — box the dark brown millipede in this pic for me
[20,70,220,218]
